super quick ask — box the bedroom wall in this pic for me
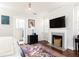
[0,8,14,37]
[72,5,79,50]
[35,18,44,41]
[75,5,79,35]
[43,5,75,50]
[26,18,44,42]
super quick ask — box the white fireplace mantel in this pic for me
[48,29,67,50]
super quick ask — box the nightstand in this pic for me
[28,34,38,44]
[75,38,79,51]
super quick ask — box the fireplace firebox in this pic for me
[52,35,62,48]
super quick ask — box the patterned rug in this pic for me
[20,43,65,57]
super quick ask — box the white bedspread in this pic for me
[0,37,21,57]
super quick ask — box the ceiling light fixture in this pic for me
[28,2,37,16]
[28,2,31,10]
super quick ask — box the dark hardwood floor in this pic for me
[38,40,79,57]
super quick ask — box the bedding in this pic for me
[0,37,16,56]
[0,37,21,57]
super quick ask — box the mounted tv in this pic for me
[49,16,65,28]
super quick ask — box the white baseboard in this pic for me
[67,46,74,50]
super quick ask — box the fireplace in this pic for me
[52,32,64,48]
[52,35,62,47]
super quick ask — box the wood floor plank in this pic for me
[38,40,79,57]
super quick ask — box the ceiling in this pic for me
[0,2,77,18]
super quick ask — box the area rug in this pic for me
[20,43,65,57]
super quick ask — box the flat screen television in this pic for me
[49,16,65,28]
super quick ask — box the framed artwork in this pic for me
[1,15,10,25]
[28,19,35,28]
